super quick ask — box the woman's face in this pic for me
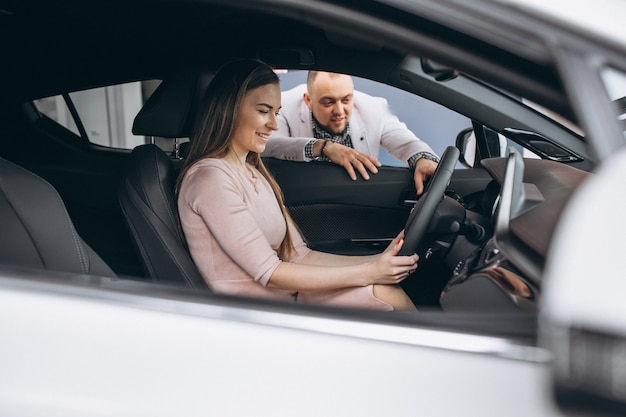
[231,82,281,156]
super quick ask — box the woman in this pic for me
[177,59,418,311]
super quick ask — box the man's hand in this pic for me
[319,141,381,181]
[413,157,438,195]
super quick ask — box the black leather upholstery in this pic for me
[118,144,206,288]
[132,68,196,138]
[0,157,116,277]
[120,68,214,289]
[132,67,213,138]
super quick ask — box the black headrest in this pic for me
[132,68,213,139]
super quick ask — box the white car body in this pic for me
[0,272,559,417]
[1,0,625,415]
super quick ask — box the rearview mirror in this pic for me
[420,58,460,82]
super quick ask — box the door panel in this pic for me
[265,158,412,254]
[264,158,494,255]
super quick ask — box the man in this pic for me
[262,71,439,194]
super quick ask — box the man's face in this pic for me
[304,73,354,134]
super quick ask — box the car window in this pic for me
[34,80,162,150]
[277,70,471,166]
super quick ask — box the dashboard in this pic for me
[434,152,590,312]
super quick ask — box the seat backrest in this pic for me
[118,144,206,288]
[119,67,213,289]
[0,157,116,277]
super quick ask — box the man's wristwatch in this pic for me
[407,152,440,169]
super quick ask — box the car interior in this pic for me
[0,156,116,278]
[0,0,595,329]
[118,68,208,289]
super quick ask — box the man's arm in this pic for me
[264,107,381,178]
[364,94,439,194]
[262,106,315,161]
[264,137,381,181]
[263,135,315,161]
[375,97,437,162]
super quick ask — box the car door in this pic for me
[266,156,493,256]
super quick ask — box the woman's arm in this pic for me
[297,230,405,267]
[267,237,418,292]
[297,249,378,267]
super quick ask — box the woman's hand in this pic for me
[383,230,405,255]
[365,234,418,285]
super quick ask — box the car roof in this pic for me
[2,0,622,123]
[498,0,626,47]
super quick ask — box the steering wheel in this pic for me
[398,146,460,256]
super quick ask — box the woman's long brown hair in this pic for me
[177,59,300,260]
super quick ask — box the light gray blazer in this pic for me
[263,84,435,164]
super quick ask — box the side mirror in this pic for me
[456,125,509,167]
[455,127,476,168]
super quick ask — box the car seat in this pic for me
[0,157,116,277]
[118,68,210,289]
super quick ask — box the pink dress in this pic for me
[178,158,392,311]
